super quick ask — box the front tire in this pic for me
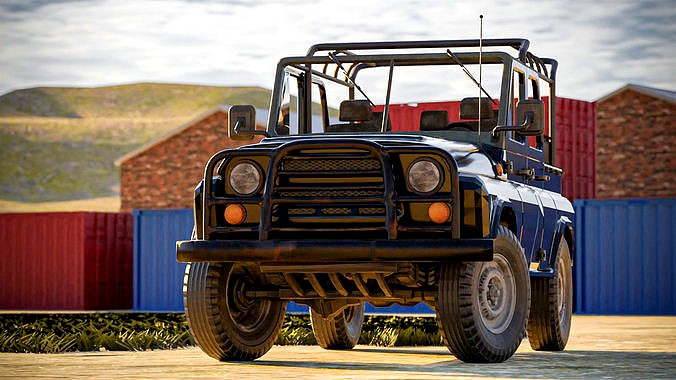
[436,226,530,363]
[311,303,365,349]
[184,262,286,361]
[527,238,573,351]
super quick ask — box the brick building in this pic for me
[115,106,262,212]
[595,84,676,198]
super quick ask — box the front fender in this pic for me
[550,215,574,269]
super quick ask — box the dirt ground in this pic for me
[2,315,675,379]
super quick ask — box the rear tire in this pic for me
[184,262,285,361]
[311,303,365,349]
[436,226,530,363]
[527,238,573,351]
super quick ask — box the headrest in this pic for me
[459,97,494,120]
[420,110,449,131]
[339,100,374,122]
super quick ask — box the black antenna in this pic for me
[478,14,483,137]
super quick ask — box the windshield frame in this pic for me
[267,51,514,147]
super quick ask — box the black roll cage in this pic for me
[265,38,557,161]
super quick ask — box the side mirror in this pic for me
[228,105,256,140]
[492,99,545,136]
[515,99,544,136]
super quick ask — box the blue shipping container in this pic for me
[574,198,676,315]
[133,209,193,311]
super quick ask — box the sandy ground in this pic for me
[2,315,675,379]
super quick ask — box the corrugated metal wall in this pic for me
[574,198,676,315]
[133,209,193,311]
[83,213,134,309]
[556,98,596,200]
[0,212,132,310]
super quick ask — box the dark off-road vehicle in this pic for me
[176,38,574,363]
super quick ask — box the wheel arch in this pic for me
[550,216,574,270]
[491,198,518,239]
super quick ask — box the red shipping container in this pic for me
[555,97,596,200]
[0,212,133,310]
[374,97,596,201]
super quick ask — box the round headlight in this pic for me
[407,159,442,194]
[229,161,262,196]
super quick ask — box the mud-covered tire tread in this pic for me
[527,239,572,351]
[311,304,364,350]
[184,262,285,361]
[436,226,530,363]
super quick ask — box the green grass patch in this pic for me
[0,313,441,353]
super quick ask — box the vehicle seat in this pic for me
[420,110,449,131]
[447,97,497,131]
[328,100,381,132]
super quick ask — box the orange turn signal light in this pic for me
[428,202,451,224]
[224,204,247,225]
[496,164,504,176]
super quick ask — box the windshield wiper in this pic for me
[328,52,375,107]
[446,49,497,106]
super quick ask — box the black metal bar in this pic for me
[381,60,394,132]
[269,226,386,233]
[177,238,494,263]
[396,226,453,233]
[280,52,509,67]
[207,226,259,234]
[306,38,530,61]
[541,58,558,81]
[271,197,385,204]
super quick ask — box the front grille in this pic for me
[270,148,388,238]
[279,189,382,198]
[282,157,381,172]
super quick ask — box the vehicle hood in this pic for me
[244,133,481,161]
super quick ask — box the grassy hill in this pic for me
[0,83,271,118]
[0,83,272,209]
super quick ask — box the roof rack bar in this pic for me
[541,58,558,81]
[307,38,530,61]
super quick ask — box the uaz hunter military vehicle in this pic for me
[176,38,574,363]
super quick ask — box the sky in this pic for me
[0,0,674,101]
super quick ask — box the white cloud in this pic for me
[0,0,674,101]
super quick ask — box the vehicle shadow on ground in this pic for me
[250,350,676,378]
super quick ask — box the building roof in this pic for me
[114,106,230,166]
[596,83,676,104]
